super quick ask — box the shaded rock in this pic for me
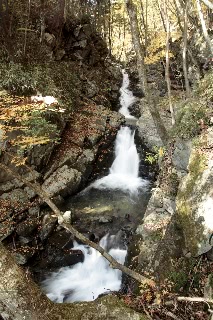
[55,49,66,61]
[24,186,36,199]
[0,180,15,195]
[86,80,98,98]
[73,39,87,48]
[163,197,176,214]
[28,206,40,217]
[42,165,81,198]
[19,236,32,245]
[16,217,39,237]
[0,219,14,240]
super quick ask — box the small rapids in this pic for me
[42,234,127,302]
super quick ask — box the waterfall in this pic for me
[42,70,148,303]
[119,69,137,119]
[90,69,149,194]
[42,234,127,303]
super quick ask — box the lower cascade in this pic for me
[42,234,127,302]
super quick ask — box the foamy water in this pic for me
[42,235,127,302]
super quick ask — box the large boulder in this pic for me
[42,165,81,198]
[176,141,213,256]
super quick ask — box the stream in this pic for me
[42,69,151,303]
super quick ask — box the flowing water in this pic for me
[119,69,137,119]
[42,70,150,303]
[42,234,127,302]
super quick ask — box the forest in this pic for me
[0,0,213,319]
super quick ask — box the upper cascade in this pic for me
[89,70,149,194]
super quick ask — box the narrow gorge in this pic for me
[0,2,212,319]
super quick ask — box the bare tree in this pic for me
[173,0,202,77]
[183,0,191,98]
[200,0,213,10]
[196,0,213,55]
[125,0,168,145]
[164,0,176,124]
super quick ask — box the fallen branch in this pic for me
[0,162,155,287]
[177,296,213,304]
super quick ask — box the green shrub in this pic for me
[0,62,78,111]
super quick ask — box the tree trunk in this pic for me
[125,0,168,145]
[183,0,191,98]
[200,0,213,10]
[173,0,202,78]
[164,0,175,124]
[196,0,213,55]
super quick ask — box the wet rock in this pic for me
[42,165,81,198]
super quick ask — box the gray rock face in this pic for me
[0,189,29,203]
[176,147,213,256]
[135,129,213,277]
[137,103,172,149]
[172,139,192,173]
[42,165,81,198]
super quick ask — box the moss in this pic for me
[171,100,209,139]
